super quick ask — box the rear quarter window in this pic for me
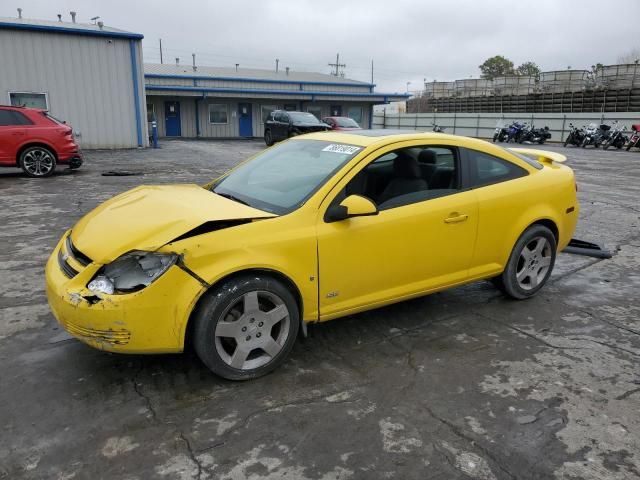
[465,148,528,188]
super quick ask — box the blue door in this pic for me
[238,103,253,137]
[164,101,181,137]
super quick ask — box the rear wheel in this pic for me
[193,274,299,380]
[494,225,556,300]
[264,130,274,146]
[19,146,56,178]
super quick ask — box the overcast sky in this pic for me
[2,0,638,93]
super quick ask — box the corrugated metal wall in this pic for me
[372,111,640,142]
[148,96,372,138]
[0,29,147,148]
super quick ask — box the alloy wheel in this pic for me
[23,148,55,176]
[515,236,552,291]
[214,290,290,370]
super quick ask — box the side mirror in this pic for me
[326,194,378,222]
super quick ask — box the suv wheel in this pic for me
[19,146,57,178]
[264,130,274,146]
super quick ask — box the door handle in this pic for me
[444,213,468,224]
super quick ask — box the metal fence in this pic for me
[372,111,640,142]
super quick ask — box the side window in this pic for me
[11,111,33,125]
[0,110,14,126]
[466,149,527,188]
[279,113,289,123]
[343,146,460,210]
[0,110,31,126]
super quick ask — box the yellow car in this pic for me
[45,131,579,380]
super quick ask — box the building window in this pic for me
[9,92,48,109]
[146,103,155,122]
[261,105,277,123]
[208,104,228,124]
[307,105,322,120]
[347,106,363,124]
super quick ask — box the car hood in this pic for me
[71,184,276,264]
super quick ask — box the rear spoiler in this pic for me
[508,147,567,164]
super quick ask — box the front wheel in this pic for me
[193,274,299,380]
[563,135,572,147]
[264,130,274,146]
[19,146,57,178]
[492,133,499,143]
[493,225,556,300]
[626,142,633,151]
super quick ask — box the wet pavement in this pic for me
[0,139,639,479]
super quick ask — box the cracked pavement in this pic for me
[0,139,638,479]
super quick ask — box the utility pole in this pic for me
[159,38,163,64]
[328,53,346,77]
[276,58,279,73]
[371,59,374,84]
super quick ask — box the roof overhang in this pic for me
[145,84,410,103]
[0,20,143,39]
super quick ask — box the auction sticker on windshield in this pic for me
[322,144,361,155]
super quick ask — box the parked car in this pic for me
[46,131,578,380]
[0,105,82,177]
[264,110,330,146]
[322,116,362,131]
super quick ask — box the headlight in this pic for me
[87,251,178,294]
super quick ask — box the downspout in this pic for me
[368,104,373,129]
[195,98,201,137]
[129,40,143,147]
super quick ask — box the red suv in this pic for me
[0,105,82,177]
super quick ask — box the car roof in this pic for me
[298,129,485,148]
[0,104,45,112]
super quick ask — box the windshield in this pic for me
[289,112,322,124]
[335,117,360,128]
[211,139,362,214]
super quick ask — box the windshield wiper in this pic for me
[214,190,252,207]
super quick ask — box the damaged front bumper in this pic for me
[45,233,205,354]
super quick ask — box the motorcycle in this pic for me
[506,121,527,143]
[564,123,586,147]
[432,123,445,133]
[493,121,509,142]
[581,123,611,148]
[519,125,551,144]
[625,124,640,151]
[601,121,628,150]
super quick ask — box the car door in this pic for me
[278,112,290,139]
[462,147,531,278]
[316,141,479,320]
[0,110,27,165]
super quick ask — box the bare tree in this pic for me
[617,48,640,64]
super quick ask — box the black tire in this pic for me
[602,141,610,150]
[494,225,557,300]
[581,138,588,148]
[563,135,572,147]
[626,142,632,151]
[19,146,57,178]
[264,130,274,146]
[193,274,300,381]
[492,133,499,143]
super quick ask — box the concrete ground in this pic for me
[0,138,638,480]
